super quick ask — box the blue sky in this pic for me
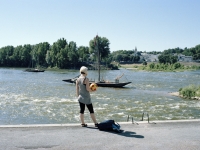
[0,0,200,52]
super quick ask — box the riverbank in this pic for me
[120,62,200,71]
[1,119,200,150]
[169,92,200,100]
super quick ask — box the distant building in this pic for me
[140,53,160,62]
[177,54,193,62]
[120,48,195,63]
[140,53,194,63]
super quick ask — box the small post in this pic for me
[127,115,129,122]
[141,112,144,121]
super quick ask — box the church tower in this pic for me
[133,46,137,56]
[135,46,137,52]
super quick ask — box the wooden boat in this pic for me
[62,79,75,83]
[62,75,131,88]
[62,77,131,88]
[62,78,77,83]
[95,81,132,87]
[63,35,131,88]
[62,75,80,84]
[25,68,45,72]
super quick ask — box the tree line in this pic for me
[0,36,200,69]
[158,45,200,64]
[0,36,110,69]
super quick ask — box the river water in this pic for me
[0,68,200,125]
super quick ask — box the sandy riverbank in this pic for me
[169,92,200,100]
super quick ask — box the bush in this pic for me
[108,64,118,70]
[173,62,181,69]
[196,87,200,97]
[149,63,155,69]
[179,85,200,98]
[143,61,147,66]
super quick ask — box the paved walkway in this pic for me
[0,119,200,150]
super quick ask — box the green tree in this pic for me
[35,42,50,67]
[122,54,130,62]
[21,44,32,67]
[12,45,23,67]
[77,46,90,62]
[68,41,79,68]
[115,54,123,62]
[49,38,68,68]
[134,55,140,62]
[182,47,193,56]
[193,44,200,60]
[56,44,70,69]
[45,50,52,67]
[49,43,59,67]
[158,54,177,64]
[158,54,166,64]
[170,55,178,64]
[89,35,110,61]
[0,46,15,66]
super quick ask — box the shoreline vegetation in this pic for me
[44,63,118,71]
[170,84,200,100]
[119,62,200,72]
[4,61,199,71]
[169,92,200,100]
[178,85,200,100]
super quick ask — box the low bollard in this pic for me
[127,115,139,125]
[141,112,156,124]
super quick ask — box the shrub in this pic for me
[149,63,155,69]
[108,64,118,70]
[196,86,200,97]
[173,62,181,69]
[179,85,200,98]
[143,61,147,66]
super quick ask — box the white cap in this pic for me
[80,66,88,74]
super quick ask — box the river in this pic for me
[0,68,200,125]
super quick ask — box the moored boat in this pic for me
[25,68,45,72]
[95,81,132,87]
[62,78,131,88]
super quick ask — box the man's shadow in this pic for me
[86,127,144,138]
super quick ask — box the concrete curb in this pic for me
[1,119,200,128]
